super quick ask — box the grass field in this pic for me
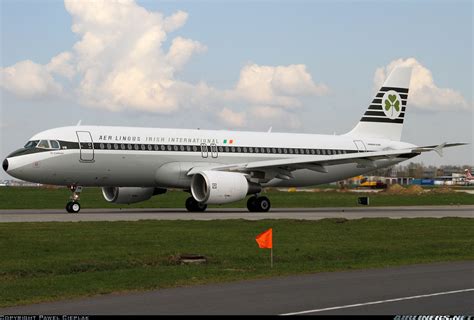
[0,218,473,307]
[0,187,473,209]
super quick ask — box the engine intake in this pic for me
[191,171,261,204]
[102,187,166,204]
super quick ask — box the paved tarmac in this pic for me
[2,261,473,315]
[0,205,473,222]
[0,205,474,222]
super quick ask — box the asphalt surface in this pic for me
[2,261,473,315]
[0,205,473,222]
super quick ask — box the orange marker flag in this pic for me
[256,228,273,267]
[256,228,273,249]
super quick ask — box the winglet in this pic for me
[433,142,447,157]
[412,142,467,157]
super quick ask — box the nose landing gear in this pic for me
[66,185,82,213]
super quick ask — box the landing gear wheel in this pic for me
[247,196,258,212]
[185,197,207,212]
[66,185,83,213]
[66,201,81,213]
[256,196,271,212]
[247,196,271,212]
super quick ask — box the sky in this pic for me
[0,0,472,180]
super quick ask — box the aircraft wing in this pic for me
[187,142,467,179]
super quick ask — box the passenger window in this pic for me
[50,140,60,149]
[37,140,50,149]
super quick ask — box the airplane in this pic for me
[2,66,467,213]
[463,169,474,185]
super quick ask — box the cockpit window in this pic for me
[24,140,39,149]
[37,140,51,149]
[50,140,60,149]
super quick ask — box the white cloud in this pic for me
[63,0,202,111]
[251,106,301,129]
[166,37,207,71]
[0,60,62,98]
[233,64,328,108]
[218,108,246,127]
[374,58,470,111]
[1,0,329,128]
[251,105,286,119]
[46,52,75,79]
[163,10,188,32]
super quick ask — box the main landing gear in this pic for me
[184,194,271,213]
[66,185,82,213]
[247,195,271,212]
[185,196,207,212]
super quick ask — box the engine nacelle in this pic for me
[191,171,261,204]
[102,187,166,204]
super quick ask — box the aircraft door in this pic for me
[76,131,95,162]
[201,143,208,158]
[210,143,218,158]
[353,140,367,152]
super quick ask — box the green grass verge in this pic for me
[0,218,473,307]
[0,187,473,209]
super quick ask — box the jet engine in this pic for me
[190,171,261,204]
[102,187,166,204]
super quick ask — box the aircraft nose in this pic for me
[2,158,8,172]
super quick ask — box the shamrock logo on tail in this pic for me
[384,94,400,118]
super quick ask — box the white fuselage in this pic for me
[5,125,416,188]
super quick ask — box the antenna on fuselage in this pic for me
[76,120,82,126]
[267,127,272,133]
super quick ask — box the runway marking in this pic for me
[280,288,474,315]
